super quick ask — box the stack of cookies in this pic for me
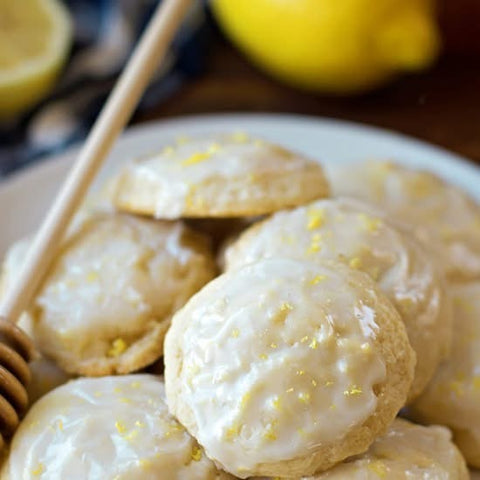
[0,133,478,479]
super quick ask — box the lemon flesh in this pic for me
[0,0,72,118]
[212,0,440,94]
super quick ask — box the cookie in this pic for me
[325,160,480,281]
[410,281,480,468]
[225,197,452,401]
[0,375,233,480]
[165,258,415,478]
[108,133,329,218]
[1,213,216,376]
[262,419,468,479]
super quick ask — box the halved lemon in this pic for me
[0,0,72,118]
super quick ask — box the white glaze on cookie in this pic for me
[225,197,451,401]
[1,375,232,480]
[257,419,468,479]
[109,133,329,218]
[165,258,414,477]
[1,214,216,375]
[326,160,480,281]
[411,281,480,468]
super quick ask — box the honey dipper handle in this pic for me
[0,0,192,322]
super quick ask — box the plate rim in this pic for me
[2,112,479,191]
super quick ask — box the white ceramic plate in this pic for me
[1,113,479,478]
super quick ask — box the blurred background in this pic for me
[1,0,479,175]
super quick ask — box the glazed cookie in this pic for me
[259,419,468,479]
[165,258,415,478]
[108,133,329,218]
[0,375,233,480]
[410,281,480,468]
[325,160,480,281]
[1,214,216,376]
[225,197,451,401]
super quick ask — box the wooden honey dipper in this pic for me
[0,0,192,439]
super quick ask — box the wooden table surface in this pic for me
[139,29,480,168]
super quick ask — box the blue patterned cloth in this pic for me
[0,0,210,176]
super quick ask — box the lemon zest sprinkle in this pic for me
[240,392,251,410]
[307,208,325,230]
[263,426,277,441]
[349,257,362,269]
[224,422,240,441]
[280,302,293,311]
[115,421,127,435]
[181,151,211,167]
[310,274,327,285]
[125,429,139,441]
[298,392,311,404]
[344,385,363,396]
[108,338,127,357]
[358,213,382,233]
[165,424,183,437]
[307,233,322,254]
[32,463,45,476]
[191,446,202,461]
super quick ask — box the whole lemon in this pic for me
[212,0,441,93]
